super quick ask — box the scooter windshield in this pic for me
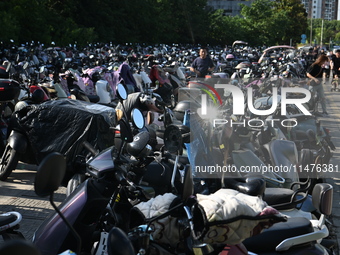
[184,111,232,179]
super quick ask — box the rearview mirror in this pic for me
[131,108,144,129]
[34,152,66,197]
[116,83,127,100]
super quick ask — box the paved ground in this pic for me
[0,163,66,242]
[322,89,340,254]
[0,88,340,253]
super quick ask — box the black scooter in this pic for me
[0,92,116,182]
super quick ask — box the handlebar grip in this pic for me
[82,141,98,156]
[168,158,184,170]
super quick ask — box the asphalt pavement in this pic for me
[0,163,66,242]
[0,88,340,253]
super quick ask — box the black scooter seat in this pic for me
[87,95,100,103]
[243,217,313,253]
[263,187,296,209]
[224,177,266,197]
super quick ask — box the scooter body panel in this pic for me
[8,130,27,153]
[33,181,88,255]
[96,79,111,104]
[87,146,114,178]
[246,243,328,254]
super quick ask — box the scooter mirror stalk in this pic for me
[5,62,11,73]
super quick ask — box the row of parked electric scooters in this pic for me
[0,81,337,255]
[0,43,338,255]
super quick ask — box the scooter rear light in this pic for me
[115,130,120,134]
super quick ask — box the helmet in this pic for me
[140,93,163,113]
[226,54,234,60]
[173,100,200,122]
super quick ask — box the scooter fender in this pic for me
[8,131,27,153]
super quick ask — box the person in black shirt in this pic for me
[331,49,340,78]
[190,47,215,78]
[306,54,329,116]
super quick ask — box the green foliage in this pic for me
[239,0,307,46]
[308,19,340,47]
[0,0,325,48]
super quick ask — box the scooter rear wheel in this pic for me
[0,145,19,181]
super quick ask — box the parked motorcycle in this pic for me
[0,97,116,182]
[32,85,150,254]
[0,150,135,255]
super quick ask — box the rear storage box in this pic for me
[0,79,21,101]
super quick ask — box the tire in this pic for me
[0,145,19,181]
[66,173,85,196]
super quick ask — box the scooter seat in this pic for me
[243,217,313,253]
[224,176,266,197]
[263,187,304,210]
[264,187,293,205]
[87,95,100,103]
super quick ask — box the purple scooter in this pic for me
[32,84,149,255]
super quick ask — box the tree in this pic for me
[274,0,307,44]
[240,0,307,45]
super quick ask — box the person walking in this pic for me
[306,54,329,116]
[330,49,340,77]
[190,47,215,78]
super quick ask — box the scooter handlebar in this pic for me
[167,158,184,170]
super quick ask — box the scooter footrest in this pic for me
[243,217,313,253]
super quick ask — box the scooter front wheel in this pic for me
[0,145,19,181]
